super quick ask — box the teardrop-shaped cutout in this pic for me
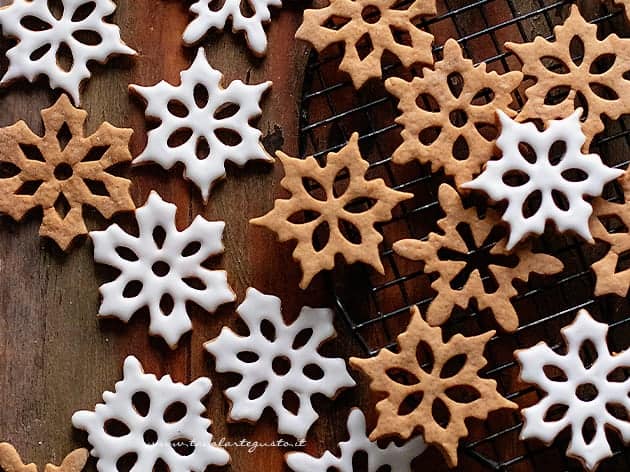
[452,136,469,161]
[419,126,441,145]
[167,128,193,148]
[167,100,189,118]
[548,140,567,165]
[544,86,571,106]
[431,397,451,428]
[398,392,423,416]
[260,319,276,342]
[522,190,542,218]
[518,142,537,164]
[163,401,187,423]
[104,419,130,437]
[569,36,585,66]
[292,328,313,349]
[71,2,96,21]
[447,72,464,98]
[131,391,150,416]
[440,354,466,378]
[282,390,300,415]
[415,94,440,113]
[248,381,268,400]
[552,190,570,211]
[416,340,434,374]
[194,84,209,108]
[160,293,174,316]
[312,220,330,251]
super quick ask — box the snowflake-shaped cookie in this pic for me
[296,0,436,88]
[393,184,563,332]
[386,39,523,187]
[0,0,136,104]
[130,48,272,201]
[90,191,235,349]
[462,109,623,249]
[0,94,135,250]
[516,309,630,471]
[0,444,88,472]
[350,306,517,468]
[183,0,281,56]
[285,409,426,471]
[204,287,356,439]
[72,356,230,471]
[590,170,630,297]
[507,5,630,148]
[251,133,412,288]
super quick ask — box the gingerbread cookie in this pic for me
[589,170,630,297]
[350,306,517,468]
[131,48,272,201]
[285,408,426,471]
[386,38,523,188]
[90,191,235,349]
[516,309,630,471]
[507,4,630,148]
[0,443,88,472]
[296,0,436,88]
[205,287,356,439]
[0,0,135,104]
[393,184,563,332]
[462,110,623,249]
[183,0,281,56]
[251,133,412,288]
[0,94,135,250]
[72,356,230,471]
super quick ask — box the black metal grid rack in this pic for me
[298,0,630,470]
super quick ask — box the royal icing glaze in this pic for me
[463,109,623,249]
[130,48,272,201]
[90,191,235,349]
[0,0,136,104]
[285,408,426,471]
[183,0,281,55]
[204,287,356,439]
[72,356,230,472]
[516,309,630,471]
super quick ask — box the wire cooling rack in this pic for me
[298,0,630,470]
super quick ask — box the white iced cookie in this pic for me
[516,309,630,471]
[90,191,235,349]
[205,287,356,439]
[72,356,230,472]
[183,0,281,56]
[462,109,623,249]
[0,0,135,104]
[285,408,426,471]
[130,48,273,201]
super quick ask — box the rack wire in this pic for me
[298,0,630,470]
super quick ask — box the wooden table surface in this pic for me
[0,0,629,471]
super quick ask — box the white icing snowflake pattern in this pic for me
[285,408,426,471]
[0,0,135,104]
[462,109,623,249]
[516,309,630,471]
[130,48,272,201]
[72,356,230,472]
[183,0,281,55]
[90,191,235,349]
[205,287,356,439]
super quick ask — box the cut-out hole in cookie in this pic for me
[56,42,74,72]
[522,190,542,218]
[237,351,259,363]
[544,85,571,106]
[582,417,596,445]
[182,241,201,257]
[302,176,326,200]
[248,380,268,399]
[344,197,376,214]
[215,128,242,146]
[615,251,630,273]
[415,94,440,113]
[84,178,109,196]
[71,1,96,21]
[21,15,52,31]
[607,366,630,382]
[19,143,46,162]
[260,319,276,342]
[339,219,362,244]
[452,136,470,161]
[115,453,137,472]
[502,170,530,187]
[606,403,629,421]
[122,280,142,298]
[445,385,481,403]
[196,136,210,160]
[576,383,599,402]
[332,167,349,198]
[72,30,102,46]
[569,35,585,66]
[0,162,21,178]
[589,83,619,101]
[163,402,187,423]
[561,168,588,182]
[543,364,568,382]
[518,142,537,164]
[167,128,193,148]
[143,429,158,445]
[54,193,71,219]
[104,418,130,437]
[171,438,195,456]
[431,397,450,429]
[416,340,434,374]
[303,363,324,380]
[361,5,381,23]
[552,190,570,211]
[115,246,138,261]
[356,32,374,61]
[152,225,166,248]
[182,277,205,290]
[152,261,170,277]
[16,180,43,195]
[398,391,423,416]
[194,84,209,109]
[471,87,495,105]
[352,450,369,472]
[543,403,569,421]
[83,145,109,162]
[272,356,291,376]
[47,0,64,19]
[579,339,598,367]
[475,123,498,141]
[548,141,567,165]
[385,368,420,386]
[449,109,468,128]
[167,100,189,118]
[419,126,441,146]
[440,354,466,378]
[159,293,174,316]
[540,56,570,74]
[132,391,150,416]
[214,102,240,120]
[54,162,73,180]
[57,122,72,151]
[282,390,300,415]
[447,72,464,99]
[590,54,616,74]
[30,43,52,61]
[312,220,330,252]
[292,328,313,349]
